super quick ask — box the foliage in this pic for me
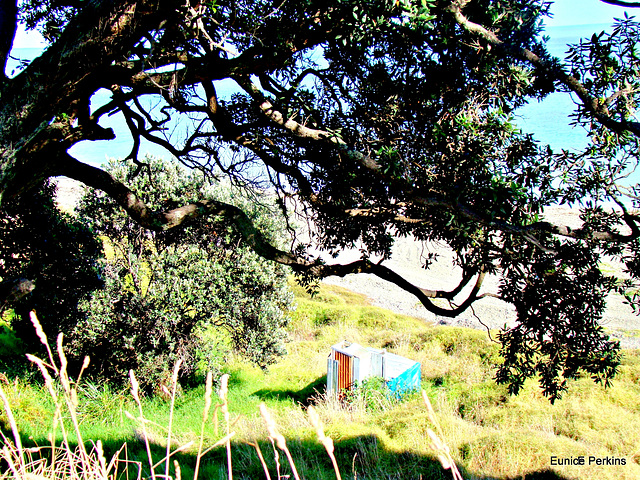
[0,181,103,352]
[3,0,640,399]
[72,158,293,389]
[342,376,419,412]
[497,241,621,400]
[3,286,640,480]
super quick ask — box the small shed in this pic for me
[327,340,421,397]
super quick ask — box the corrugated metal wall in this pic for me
[371,351,383,378]
[335,350,353,391]
[327,357,339,394]
[327,344,420,397]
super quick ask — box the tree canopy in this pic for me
[0,181,103,352]
[2,0,640,399]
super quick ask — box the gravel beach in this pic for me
[319,209,640,350]
[54,177,640,349]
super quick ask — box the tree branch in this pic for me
[57,154,485,317]
[0,277,35,309]
[239,72,640,246]
[446,0,640,137]
[1,0,180,200]
[0,0,17,80]
[600,0,640,7]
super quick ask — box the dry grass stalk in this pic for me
[94,440,107,478]
[259,402,301,480]
[29,311,57,375]
[207,432,236,450]
[0,313,147,480]
[268,437,282,480]
[130,369,156,480]
[151,441,194,471]
[26,351,69,467]
[0,383,24,464]
[218,374,233,480]
[307,405,342,480]
[247,440,272,480]
[421,390,464,480]
[3,312,471,480]
[55,333,92,475]
[173,459,181,480]
[1,311,251,480]
[106,443,143,479]
[352,452,358,480]
[165,359,183,479]
[25,314,92,478]
[193,371,214,480]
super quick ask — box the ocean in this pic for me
[516,23,613,153]
[6,23,625,176]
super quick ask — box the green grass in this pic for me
[1,282,640,479]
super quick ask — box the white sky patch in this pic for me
[12,23,47,49]
[546,0,634,28]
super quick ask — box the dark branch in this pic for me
[238,76,640,246]
[600,0,640,7]
[0,0,181,199]
[57,154,485,317]
[447,0,640,137]
[0,277,35,309]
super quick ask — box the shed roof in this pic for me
[331,341,372,359]
[330,341,418,367]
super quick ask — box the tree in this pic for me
[0,181,103,351]
[70,157,293,388]
[2,0,640,399]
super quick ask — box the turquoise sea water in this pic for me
[515,24,612,152]
[7,23,632,181]
[518,23,640,187]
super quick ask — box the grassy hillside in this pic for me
[1,283,640,479]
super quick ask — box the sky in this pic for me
[545,0,634,27]
[11,1,634,48]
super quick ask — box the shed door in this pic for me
[327,358,339,394]
[335,351,353,391]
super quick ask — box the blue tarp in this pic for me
[386,361,421,397]
[328,341,421,397]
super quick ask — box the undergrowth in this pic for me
[1,284,640,479]
[0,312,461,480]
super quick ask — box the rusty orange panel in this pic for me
[335,351,353,391]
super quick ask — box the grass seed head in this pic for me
[29,312,48,348]
[259,403,286,450]
[129,370,140,402]
[204,371,213,415]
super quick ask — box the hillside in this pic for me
[234,282,640,480]
[4,281,640,480]
[160,281,637,480]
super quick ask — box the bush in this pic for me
[71,157,294,390]
[342,376,418,412]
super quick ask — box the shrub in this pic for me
[70,157,294,390]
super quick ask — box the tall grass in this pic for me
[2,284,640,479]
[0,312,461,480]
